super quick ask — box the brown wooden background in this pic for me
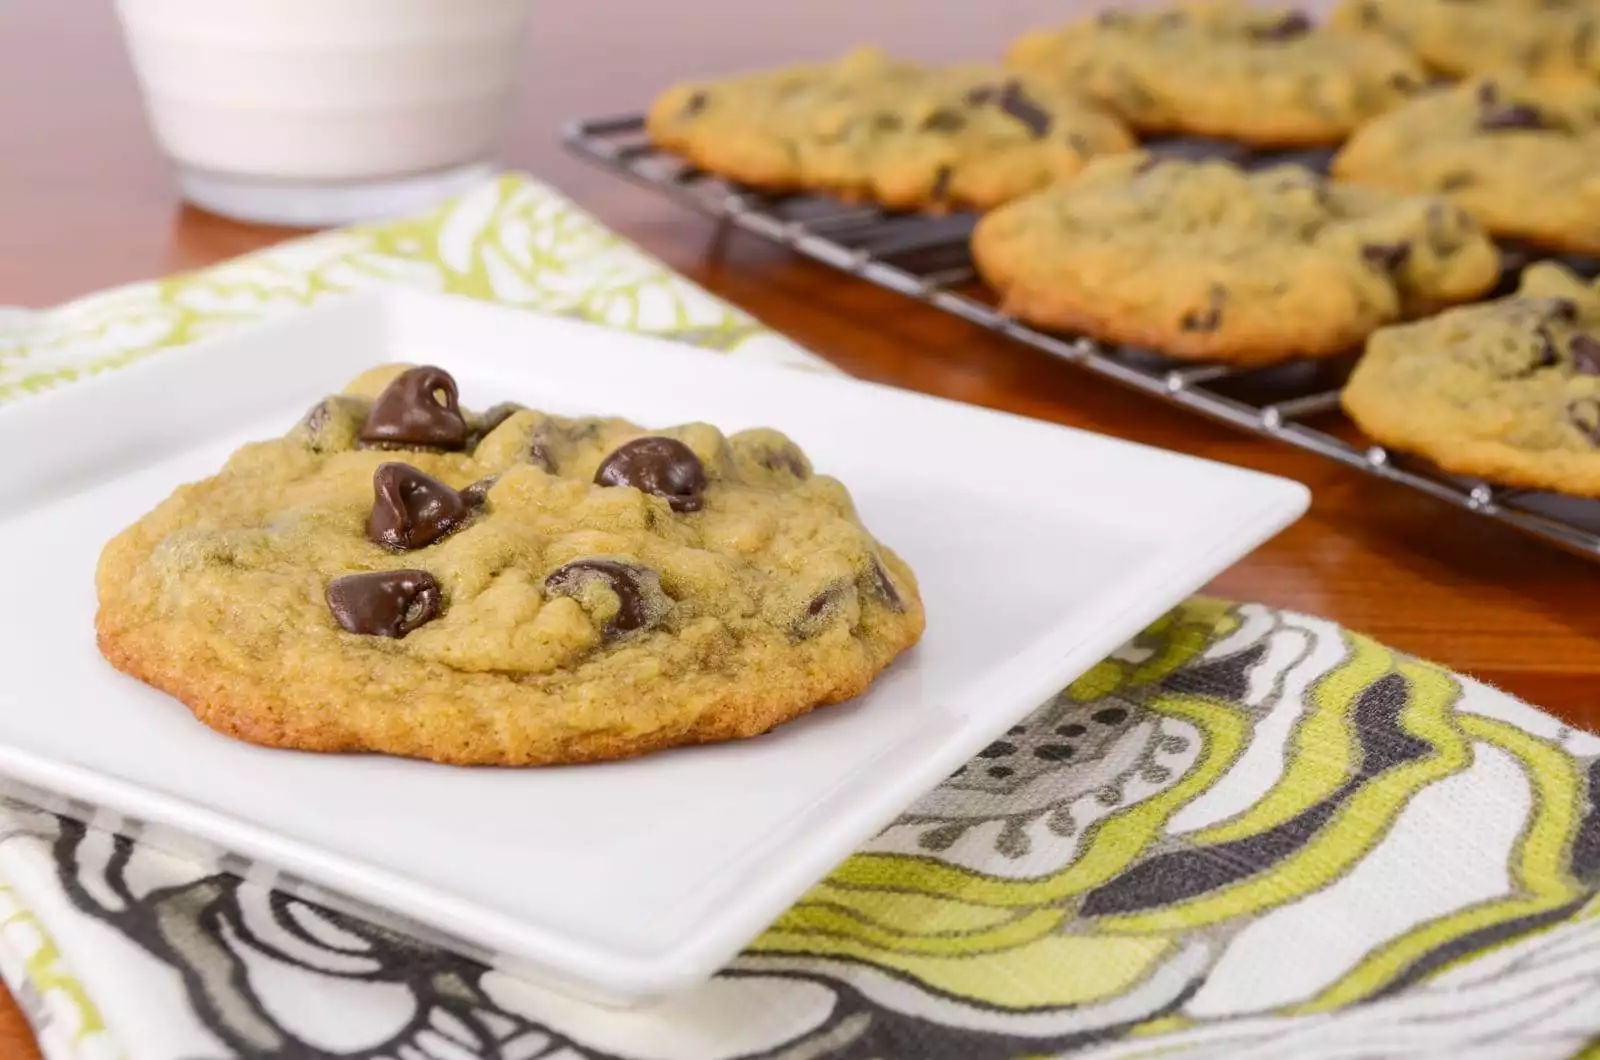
[0,0,1591,1053]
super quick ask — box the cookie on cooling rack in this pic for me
[646,47,1135,212]
[1334,76,1600,256]
[1333,0,1600,84]
[94,364,924,766]
[1005,2,1427,146]
[970,153,1501,365]
[1342,265,1600,496]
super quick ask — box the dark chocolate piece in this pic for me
[1361,242,1413,272]
[866,555,905,612]
[544,559,664,638]
[325,570,442,638]
[358,366,469,450]
[367,463,470,551]
[998,81,1052,138]
[594,436,708,512]
[1251,11,1313,41]
[1572,334,1600,376]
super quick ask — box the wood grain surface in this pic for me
[0,0,1589,1053]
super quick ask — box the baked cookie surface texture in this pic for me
[95,365,925,765]
[971,154,1502,364]
[646,47,1135,211]
[1343,265,1600,495]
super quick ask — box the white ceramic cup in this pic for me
[115,0,532,227]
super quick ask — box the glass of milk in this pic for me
[115,0,532,227]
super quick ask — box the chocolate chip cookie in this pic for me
[1333,77,1600,255]
[1005,3,1427,147]
[1334,0,1600,84]
[970,153,1502,364]
[95,365,924,766]
[646,47,1135,212]
[1342,265,1600,494]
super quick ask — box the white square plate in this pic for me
[0,292,1307,1006]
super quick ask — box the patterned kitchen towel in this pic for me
[0,176,1598,1060]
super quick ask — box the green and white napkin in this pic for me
[1,176,1598,1060]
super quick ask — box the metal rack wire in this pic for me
[564,114,1600,562]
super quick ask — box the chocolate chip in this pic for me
[1568,398,1600,444]
[594,436,708,512]
[470,403,523,448]
[922,107,966,133]
[1362,242,1413,272]
[304,401,331,436]
[1522,327,1563,375]
[1389,70,1422,92]
[1479,101,1552,132]
[807,587,841,617]
[872,112,904,132]
[1424,203,1468,255]
[325,570,442,638]
[1251,11,1313,41]
[1546,299,1581,323]
[866,554,905,611]
[683,91,708,117]
[1476,81,1501,107]
[358,366,469,450]
[1180,284,1227,333]
[930,164,954,204]
[760,444,811,478]
[544,559,665,638]
[964,83,1000,106]
[367,463,470,551]
[1573,334,1600,375]
[460,476,496,508]
[998,81,1052,138]
[527,423,561,473]
[1439,171,1478,191]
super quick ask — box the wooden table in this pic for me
[2,1,1595,1054]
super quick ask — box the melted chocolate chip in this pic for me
[922,107,966,133]
[1547,299,1581,323]
[1569,398,1600,444]
[1479,101,1552,132]
[1180,284,1227,333]
[998,81,1052,138]
[866,555,905,612]
[683,91,708,117]
[930,164,954,204]
[544,559,663,638]
[1521,327,1563,375]
[460,476,496,508]
[1573,334,1600,376]
[807,587,842,617]
[325,570,442,638]
[367,463,470,551]
[358,366,469,450]
[1251,11,1313,41]
[594,436,708,512]
[760,444,810,479]
[965,83,1000,106]
[470,403,523,448]
[1361,242,1413,272]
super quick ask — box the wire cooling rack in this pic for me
[564,113,1600,562]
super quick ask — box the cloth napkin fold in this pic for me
[2,176,1598,1060]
